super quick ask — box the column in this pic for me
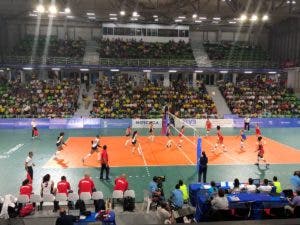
[163,73,170,87]
[146,72,151,81]
[232,73,237,84]
[8,70,12,81]
[20,70,25,83]
[192,72,197,87]
[287,67,300,93]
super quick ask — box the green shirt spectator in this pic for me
[178,180,188,202]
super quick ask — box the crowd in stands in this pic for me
[0,79,79,118]
[218,77,300,117]
[12,36,86,58]
[203,41,269,61]
[91,75,217,119]
[98,39,194,59]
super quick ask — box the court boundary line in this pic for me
[138,143,151,177]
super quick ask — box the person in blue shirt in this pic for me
[291,171,300,191]
[149,176,162,202]
[170,184,183,209]
[208,181,218,198]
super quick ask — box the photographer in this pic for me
[149,176,164,203]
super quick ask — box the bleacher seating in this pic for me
[218,78,300,117]
[91,75,217,119]
[12,36,86,58]
[0,79,79,118]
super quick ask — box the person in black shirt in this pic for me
[56,208,74,225]
[198,151,208,183]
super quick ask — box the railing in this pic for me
[2,56,281,69]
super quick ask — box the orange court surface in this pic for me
[44,135,300,169]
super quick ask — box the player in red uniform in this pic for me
[205,118,212,136]
[178,125,185,147]
[213,125,226,152]
[255,136,269,168]
[57,176,71,195]
[19,179,32,197]
[255,123,262,137]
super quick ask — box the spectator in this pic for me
[57,176,72,195]
[78,172,95,194]
[198,151,208,183]
[157,201,175,224]
[272,176,282,194]
[284,190,300,215]
[169,184,184,209]
[114,174,128,192]
[211,189,229,210]
[230,178,241,193]
[100,145,110,180]
[257,179,272,193]
[19,179,32,197]
[208,181,218,198]
[291,171,300,192]
[148,176,162,202]
[245,178,257,193]
[178,180,188,203]
[55,208,74,225]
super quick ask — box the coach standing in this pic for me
[25,151,35,182]
[198,152,208,183]
[100,145,110,180]
[244,116,251,131]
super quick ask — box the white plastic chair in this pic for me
[30,194,43,210]
[92,191,104,200]
[112,190,124,209]
[55,193,68,206]
[17,194,29,204]
[124,190,135,198]
[80,192,92,204]
[67,192,79,202]
[42,193,55,210]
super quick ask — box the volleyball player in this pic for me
[55,132,67,157]
[255,136,269,168]
[166,124,173,148]
[82,135,102,164]
[148,122,155,142]
[255,123,262,137]
[31,119,39,139]
[213,125,226,152]
[178,125,185,148]
[205,118,212,137]
[131,131,142,155]
[124,126,132,146]
[239,129,247,150]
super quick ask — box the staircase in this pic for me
[83,40,99,65]
[190,34,212,67]
[206,85,231,118]
[74,83,95,117]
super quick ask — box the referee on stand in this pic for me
[25,151,35,182]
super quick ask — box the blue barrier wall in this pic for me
[0,118,299,129]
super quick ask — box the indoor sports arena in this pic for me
[0,0,299,225]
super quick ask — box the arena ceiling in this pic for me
[0,0,299,25]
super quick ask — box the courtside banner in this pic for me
[233,118,300,128]
[132,119,162,128]
[0,118,50,128]
[83,118,101,128]
[174,118,233,128]
[100,119,131,129]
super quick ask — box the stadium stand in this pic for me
[91,75,217,119]
[218,77,300,117]
[0,79,79,118]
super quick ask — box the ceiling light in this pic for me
[130,17,138,21]
[52,68,61,71]
[262,14,269,21]
[192,14,197,19]
[212,21,219,24]
[143,70,151,73]
[109,13,117,16]
[169,70,177,73]
[80,68,89,71]
[286,0,290,3]
[228,21,236,24]
[195,70,203,73]
[244,71,253,74]
[29,13,37,17]
[250,14,258,21]
[240,14,247,22]
[292,0,296,4]
[120,10,125,16]
[23,67,33,70]
[110,17,118,20]
[153,15,158,18]
[220,70,228,74]
[175,19,182,22]
[86,12,95,16]
[67,15,74,19]
[64,7,71,14]
[0,70,4,73]
[268,71,277,74]
[178,16,186,19]
[36,4,45,13]
[195,20,202,23]
[154,18,158,22]
[213,17,221,20]
[88,16,96,20]
[110,69,119,72]
[199,17,207,20]
[48,5,58,15]
[132,11,138,17]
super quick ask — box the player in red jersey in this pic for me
[205,118,212,136]
[213,125,226,152]
[255,123,262,137]
[178,125,185,147]
[255,136,269,168]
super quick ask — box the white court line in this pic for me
[174,143,194,165]
[138,143,151,177]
